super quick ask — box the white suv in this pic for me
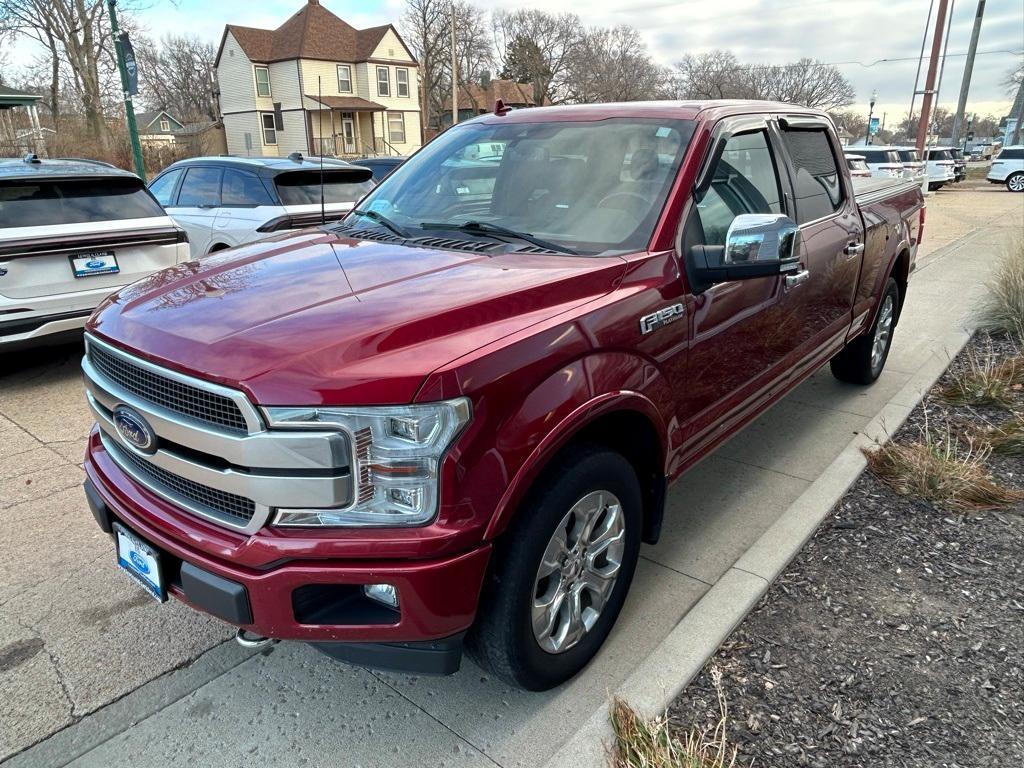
[987,146,1024,192]
[149,155,375,258]
[0,156,189,350]
[924,148,956,190]
[843,147,905,180]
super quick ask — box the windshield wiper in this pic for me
[418,220,576,255]
[348,209,409,239]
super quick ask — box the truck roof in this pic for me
[0,156,140,182]
[468,100,826,125]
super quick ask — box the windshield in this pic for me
[275,170,375,206]
[847,158,869,170]
[345,117,695,255]
[0,177,164,228]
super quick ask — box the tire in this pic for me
[466,445,642,691]
[1007,172,1024,193]
[830,277,900,385]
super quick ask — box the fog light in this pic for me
[363,583,399,609]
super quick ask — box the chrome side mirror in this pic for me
[724,213,799,265]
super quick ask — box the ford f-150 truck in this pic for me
[81,101,924,691]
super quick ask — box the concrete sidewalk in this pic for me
[4,186,1022,768]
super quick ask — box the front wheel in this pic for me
[466,446,642,691]
[830,277,899,385]
[1007,172,1024,193]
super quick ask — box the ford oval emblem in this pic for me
[129,550,150,574]
[86,259,105,269]
[112,405,157,455]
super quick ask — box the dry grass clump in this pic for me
[977,239,1024,341]
[609,667,738,768]
[865,424,1024,510]
[938,349,1024,408]
[969,416,1024,456]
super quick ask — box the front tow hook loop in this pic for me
[235,628,280,649]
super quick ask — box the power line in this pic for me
[708,48,1022,73]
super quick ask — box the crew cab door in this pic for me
[678,119,804,454]
[773,117,862,377]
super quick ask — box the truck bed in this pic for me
[852,177,922,204]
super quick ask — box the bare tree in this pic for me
[401,0,447,132]
[564,25,671,104]
[402,0,491,129]
[493,10,583,105]
[0,0,127,140]
[673,50,855,110]
[136,34,217,121]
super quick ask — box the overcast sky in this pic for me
[10,0,1024,118]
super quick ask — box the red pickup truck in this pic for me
[82,101,924,691]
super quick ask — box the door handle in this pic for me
[844,242,865,257]
[785,269,810,289]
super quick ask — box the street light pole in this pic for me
[107,0,146,180]
[865,90,878,145]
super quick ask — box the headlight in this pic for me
[264,398,471,527]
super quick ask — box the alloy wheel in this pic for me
[871,294,895,372]
[531,490,626,654]
[1008,174,1024,192]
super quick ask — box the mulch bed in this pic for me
[667,332,1024,768]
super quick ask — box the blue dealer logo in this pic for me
[86,259,105,269]
[112,406,157,455]
[128,550,150,574]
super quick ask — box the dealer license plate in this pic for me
[114,523,165,601]
[70,250,119,278]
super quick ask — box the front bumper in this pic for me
[84,432,491,671]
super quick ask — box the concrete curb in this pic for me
[542,330,974,768]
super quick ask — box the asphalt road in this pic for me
[2,180,1021,767]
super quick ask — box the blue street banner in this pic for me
[869,117,880,136]
[121,33,139,96]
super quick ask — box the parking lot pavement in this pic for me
[3,183,1022,767]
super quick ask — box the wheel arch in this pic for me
[483,392,670,546]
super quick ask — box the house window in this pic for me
[159,119,170,132]
[254,66,271,98]
[377,67,390,97]
[387,112,406,144]
[260,113,277,145]
[337,64,352,93]
[396,68,409,98]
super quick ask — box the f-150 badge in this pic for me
[640,303,685,334]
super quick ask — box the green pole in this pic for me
[107,0,146,180]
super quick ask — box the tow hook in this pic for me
[234,628,280,650]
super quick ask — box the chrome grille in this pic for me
[88,343,248,433]
[114,443,256,523]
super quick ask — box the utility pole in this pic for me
[952,0,986,145]
[108,0,145,179]
[916,0,951,156]
[907,0,936,129]
[450,4,458,128]
[1010,79,1024,145]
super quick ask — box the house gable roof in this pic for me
[444,79,546,112]
[135,109,185,134]
[216,1,417,67]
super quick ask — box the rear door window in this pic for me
[997,148,1023,160]
[274,170,375,205]
[0,177,165,228]
[222,169,274,206]
[177,167,222,207]
[780,128,843,224]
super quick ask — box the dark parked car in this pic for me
[349,156,405,182]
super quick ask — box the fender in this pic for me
[482,383,671,541]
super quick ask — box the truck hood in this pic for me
[88,229,626,405]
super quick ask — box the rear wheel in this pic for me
[1007,172,1024,193]
[830,277,899,385]
[466,446,642,690]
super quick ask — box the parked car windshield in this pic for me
[0,177,165,228]
[846,157,869,171]
[274,169,375,206]
[347,117,696,255]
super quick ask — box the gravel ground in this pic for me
[667,333,1024,768]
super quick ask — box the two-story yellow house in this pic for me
[214,0,421,158]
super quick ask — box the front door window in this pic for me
[342,117,356,154]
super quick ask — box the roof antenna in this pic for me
[318,75,326,225]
